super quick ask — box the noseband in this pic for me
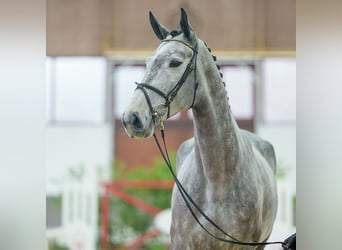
[135,39,199,125]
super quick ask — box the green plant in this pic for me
[109,153,176,249]
[276,159,291,179]
[48,240,69,250]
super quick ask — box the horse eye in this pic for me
[169,59,182,68]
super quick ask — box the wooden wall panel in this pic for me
[47,0,295,56]
[47,0,113,56]
[265,0,296,48]
[111,0,258,50]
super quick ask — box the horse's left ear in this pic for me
[149,11,170,40]
[180,8,193,41]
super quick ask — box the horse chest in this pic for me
[171,164,234,249]
[171,155,266,249]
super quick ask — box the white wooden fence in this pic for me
[47,175,295,250]
[47,175,98,250]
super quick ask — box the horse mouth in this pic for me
[123,126,153,139]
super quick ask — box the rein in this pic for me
[137,38,295,250]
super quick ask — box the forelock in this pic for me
[170,30,182,37]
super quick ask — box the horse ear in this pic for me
[149,11,170,40]
[180,8,193,41]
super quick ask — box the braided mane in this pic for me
[203,41,230,105]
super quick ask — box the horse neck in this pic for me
[192,41,241,183]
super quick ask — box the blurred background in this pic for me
[45,1,296,249]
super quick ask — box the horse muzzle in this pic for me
[122,111,154,139]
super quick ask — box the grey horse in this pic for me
[122,9,278,250]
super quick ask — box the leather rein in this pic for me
[134,38,294,250]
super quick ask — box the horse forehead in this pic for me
[155,42,190,59]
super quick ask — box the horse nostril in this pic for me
[122,118,127,128]
[131,113,143,131]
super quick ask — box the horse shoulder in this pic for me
[240,129,277,174]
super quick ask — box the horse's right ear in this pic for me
[149,11,170,40]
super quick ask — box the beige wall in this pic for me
[47,0,113,56]
[47,0,295,56]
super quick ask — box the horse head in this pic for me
[122,9,199,138]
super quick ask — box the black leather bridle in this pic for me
[135,39,199,126]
